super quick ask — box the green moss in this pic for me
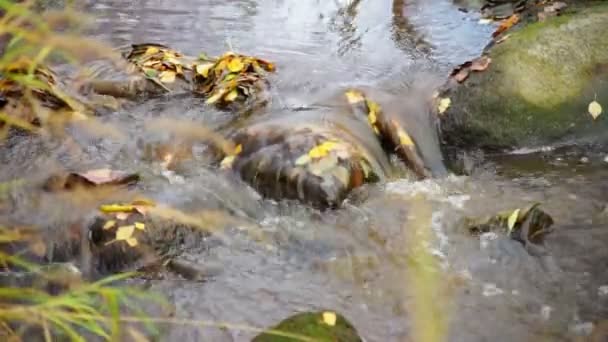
[251,311,362,342]
[442,3,608,149]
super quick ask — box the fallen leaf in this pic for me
[224,89,238,102]
[159,71,176,83]
[66,169,139,187]
[126,237,138,247]
[115,225,135,241]
[144,47,160,55]
[295,154,311,166]
[589,101,602,120]
[134,222,145,230]
[220,155,236,169]
[322,311,337,326]
[195,63,214,78]
[345,90,365,104]
[103,220,116,230]
[492,14,519,38]
[308,141,339,159]
[470,56,492,72]
[437,97,451,114]
[228,58,245,73]
[507,208,520,233]
[397,127,415,147]
[100,204,135,213]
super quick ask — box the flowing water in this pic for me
[2,0,608,341]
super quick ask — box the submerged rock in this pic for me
[438,3,608,153]
[252,311,363,342]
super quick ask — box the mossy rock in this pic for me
[252,311,363,342]
[439,3,608,152]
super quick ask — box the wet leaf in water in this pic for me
[322,312,337,326]
[159,71,176,83]
[309,141,339,159]
[589,101,602,120]
[437,97,451,114]
[492,14,519,38]
[228,57,245,73]
[220,155,236,169]
[115,225,135,241]
[397,127,415,147]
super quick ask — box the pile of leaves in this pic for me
[124,43,192,92]
[193,52,275,107]
[0,57,87,131]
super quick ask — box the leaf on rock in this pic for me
[115,225,135,241]
[67,169,139,187]
[470,56,491,72]
[492,14,519,38]
[437,97,451,114]
[345,90,365,104]
[507,208,520,233]
[588,101,602,120]
[134,222,145,230]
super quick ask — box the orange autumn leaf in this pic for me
[492,14,519,38]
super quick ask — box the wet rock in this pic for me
[252,311,363,342]
[438,3,608,153]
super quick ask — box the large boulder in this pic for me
[438,3,608,153]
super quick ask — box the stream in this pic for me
[2,0,608,341]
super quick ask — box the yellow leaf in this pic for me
[228,58,245,73]
[224,89,238,102]
[144,47,160,55]
[195,63,214,78]
[103,220,116,230]
[344,90,364,104]
[507,208,520,232]
[397,128,415,147]
[100,204,135,213]
[220,155,235,169]
[373,126,380,135]
[308,141,338,159]
[588,100,602,120]
[159,71,176,83]
[322,311,337,326]
[126,237,138,247]
[115,225,135,241]
[368,110,377,125]
[437,97,451,114]
[295,154,311,166]
[234,144,242,155]
[134,222,145,230]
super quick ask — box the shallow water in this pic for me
[2,0,608,341]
